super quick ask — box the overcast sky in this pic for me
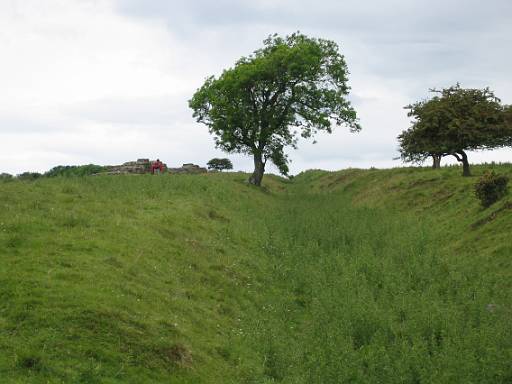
[1,0,511,175]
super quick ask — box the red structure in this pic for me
[151,159,164,174]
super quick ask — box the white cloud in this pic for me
[0,0,205,173]
[0,0,511,175]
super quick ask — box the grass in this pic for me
[0,164,511,383]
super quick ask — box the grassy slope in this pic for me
[0,174,285,383]
[0,165,511,383]
[299,164,512,268]
[288,164,512,382]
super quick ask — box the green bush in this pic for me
[44,164,104,177]
[0,173,13,181]
[474,171,509,207]
[17,172,42,181]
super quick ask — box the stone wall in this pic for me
[168,163,207,174]
[106,159,161,174]
[105,160,207,175]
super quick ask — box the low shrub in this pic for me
[474,171,509,207]
[17,172,42,181]
[45,164,104,177]
[0,173,13,181]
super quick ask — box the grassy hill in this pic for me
[0,165,511,383]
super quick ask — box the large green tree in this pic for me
[398,84,511,176]
[189,33,360,186]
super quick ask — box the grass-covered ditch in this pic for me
[0,165,511,383]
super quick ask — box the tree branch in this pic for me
[451,152,462,162]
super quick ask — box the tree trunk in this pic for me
[460,151,471,177]
[453,151,471,176]
[432,154,442,169]
[248,152,265,186]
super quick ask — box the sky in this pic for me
[1,0,511,175]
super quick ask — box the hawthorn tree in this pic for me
[207,158,233,172]
[398,84,511,176]
[189,33,360,186]
[399,127,444,169]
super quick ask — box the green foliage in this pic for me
[475,170,509,207]
[44,164,105,177]
[0,166,511,382]
[16,172,42,180]
[0,172,13,181]
[505,104,512,129]
[398,84,511,175]
[206,158,233,171]
[189,32,360,184]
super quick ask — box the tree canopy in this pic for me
[398,84,511,176]
[505,104,512,127]
[207,158,233,172]
[189,32,360,185]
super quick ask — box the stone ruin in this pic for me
[168,163,207,174]
[106,159,156,174]
[105,159,207,175]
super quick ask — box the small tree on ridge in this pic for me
[207,158,233,172]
